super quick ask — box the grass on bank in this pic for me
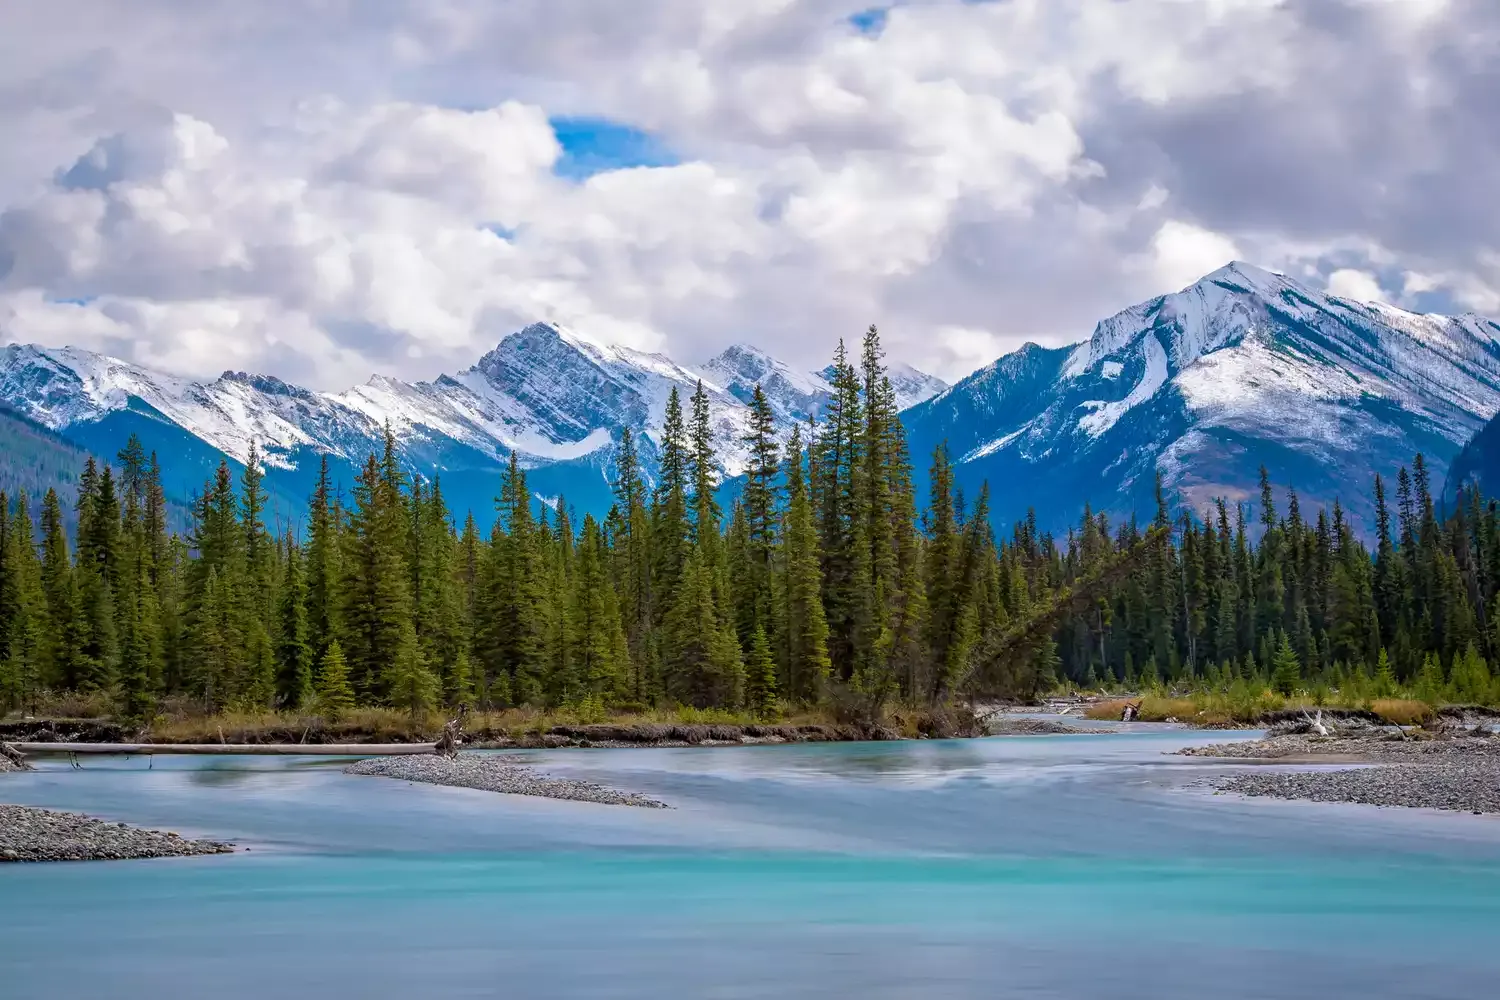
[2,690,930,743]
[1080,689,1440,727]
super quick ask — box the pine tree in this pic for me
[1373,647,1397,697]
[816,339,870,682]
[780,425,832,703]
[612,428,653,701]
[275,540,313,709]
[571,515,627,702]
[388,617,438,720]
[1271,631,1301,697]
[0,494,46,712]
[744,624,779,718]
[739,383,780,643]
[663,547,744,708]
[305,455,341,660]
[342,429,413,701]
[315,639,354,719]
[39,488,75,687]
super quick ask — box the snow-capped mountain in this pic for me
[904,261,1500,536]
[699,343,949,429]
[0,324,947,524]
[813,360,949,412]
[700,343,832,427]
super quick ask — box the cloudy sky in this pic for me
[0,0,1495,390]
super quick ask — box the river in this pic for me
[3,726,1499,998]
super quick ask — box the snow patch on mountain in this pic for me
[903,259,1500,540]
[5,317,952,494]
[1077,332,1168,437]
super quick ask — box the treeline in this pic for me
[3,323,1498,721]
[1050,458,1500,704]
[0,328,1057,720]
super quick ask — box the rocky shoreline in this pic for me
[1185,723,1500,815]
[344,754,670,808]
[0,804,235,863]
[1212,763,1500,815]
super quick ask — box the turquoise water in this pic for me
[4,729,1500,998]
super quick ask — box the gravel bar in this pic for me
[344,754,669,808]
[988,718,1110,736]
[1213,762,1500,815]
[0,804,235,863]
[1181,732,1500,761]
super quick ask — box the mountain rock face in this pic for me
[0,325,945,524]
[904,261,1500,537]
[1443,413,1500,507]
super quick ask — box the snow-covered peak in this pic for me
[903,259,1500,543]
[704,343,831,399]
[815,360,948,411]
[886,362,948,410]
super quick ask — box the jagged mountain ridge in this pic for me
[904,261,1500,537]
[0,325,947,522]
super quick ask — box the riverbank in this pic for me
[345,755,669,808]
[1186,722,1500,815]
[1213,763,1500,815]
[0,704,986,750]
[0,804,235,863]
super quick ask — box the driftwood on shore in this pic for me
[9,742,439,756]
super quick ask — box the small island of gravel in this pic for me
[345,754,670,808]
[0,805,235,863]
[1184,716,1500,815]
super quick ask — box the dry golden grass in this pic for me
[1369,698,1434,726]
[136,702,835,744]
[1084,689,1287,726]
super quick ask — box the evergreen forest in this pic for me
[3,326,1500,725]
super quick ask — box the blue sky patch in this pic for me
[848,7,889,35]
[549,116,678,180]
[46,295,98,306]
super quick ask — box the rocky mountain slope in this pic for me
[903,261,1500,536]
[0,325,946,524]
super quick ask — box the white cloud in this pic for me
[1145,220,1240,291]
[0,0,1495,391]
[1326,268,1386,303]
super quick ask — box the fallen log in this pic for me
[9,742,439,756]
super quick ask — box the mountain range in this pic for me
[902,261,1500,537]
[3,261,1499,538]
[0,324,946,526]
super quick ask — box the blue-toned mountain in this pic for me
[903,262,1500,537]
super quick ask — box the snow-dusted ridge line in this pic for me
[0,324,946,485]
[901,258,1500,542]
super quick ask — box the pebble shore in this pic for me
[1181,731,1500,761]
[1187,729,1500,815]
[988,717,1108,736]
[1212,763,1500,815]
[0,804,235,863]
[344,754,670,808]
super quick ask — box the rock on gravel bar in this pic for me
[1213,763,1500,815]
[0,805,235,863]
[345,754,669,808]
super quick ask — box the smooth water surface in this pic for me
[4,728,1500,999]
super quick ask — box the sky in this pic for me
[0,0,1497,390]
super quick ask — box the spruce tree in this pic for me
[780,425,831,703]
[1271,632,1301,697]
[315,639,355,719]
[275,540,313,709]
[745,624,779,718]
[388,617,438,721]
[740,383,780,643]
